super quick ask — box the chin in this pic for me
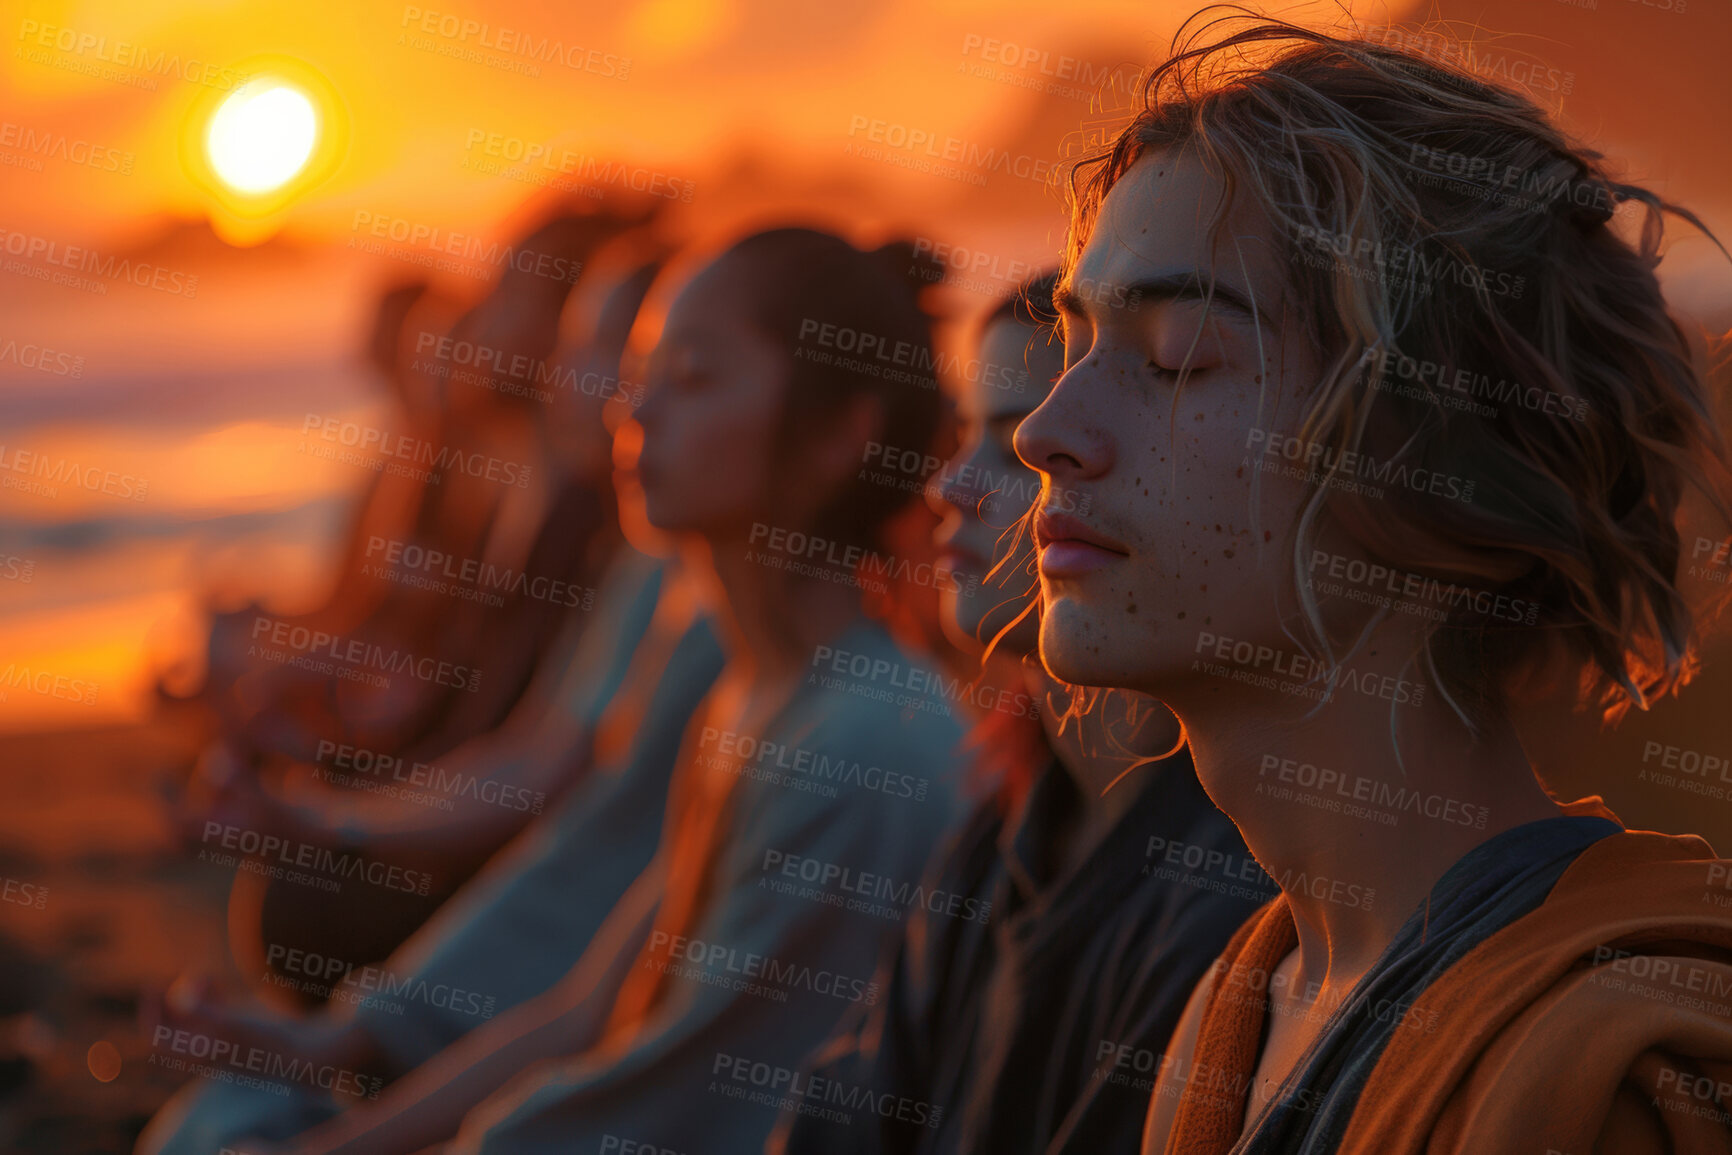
[1036,598,1152,690]
[1036,599,1114,686]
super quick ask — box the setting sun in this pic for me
[205,78,318,195]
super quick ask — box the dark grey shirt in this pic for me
[775,749,1270,1155]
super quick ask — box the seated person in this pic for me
[1005,16,1732,1154]
[175,251,672,977]
[189,205,657,782]
[226,210,647,768]
[136,477,723,1155]
[178,278,455,721]
[187,245,669,856]
[773,273,1268,1155]
[223,226,973,1155]
[138,549,726,1155]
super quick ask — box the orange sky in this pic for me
[0,0,1729,736]
[0,0,1722,273]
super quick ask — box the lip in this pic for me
[1033,509,1128,578]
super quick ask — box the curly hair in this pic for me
[1060,7,1732,731]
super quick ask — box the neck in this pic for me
[697,529,867,686]
[1030,661,1179,876]
[1167,645,1565,990]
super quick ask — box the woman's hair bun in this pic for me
[869,238,945,305]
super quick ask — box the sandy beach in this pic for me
[0,713,226,1153]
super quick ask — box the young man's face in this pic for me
[1014,148,1321,697]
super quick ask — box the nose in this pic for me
[927,439,983,523]
[1013,361,1113,483]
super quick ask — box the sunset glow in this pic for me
[205,79,319,195]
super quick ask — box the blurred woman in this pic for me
[220,209,644,767]
[773,273,1265,1155]
[177,278,455,742]
[136,251,736,1155]
[138,557,728,1155]
[181,206,655,785]
[1009,16,1732,1154]
[229,226,972,1155]
[173,237,668,982]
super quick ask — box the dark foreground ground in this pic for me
[0,713,223,1154]
[5,675,1732,1153]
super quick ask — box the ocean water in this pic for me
[0,242,389,732]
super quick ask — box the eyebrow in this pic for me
[1056,272,1263,326]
